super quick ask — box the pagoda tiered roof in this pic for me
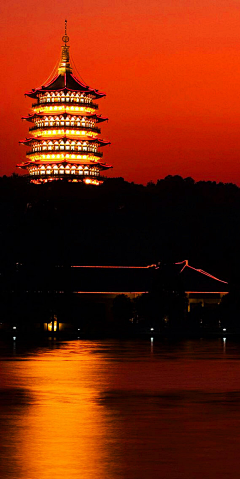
[22,113,108,123]
[17,159,112,170]
[25,72,105,99]
[19,137,110,147]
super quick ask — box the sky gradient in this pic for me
[1,0,240,184]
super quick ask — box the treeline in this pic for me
[112,291,240,336]
[0,174,240,285]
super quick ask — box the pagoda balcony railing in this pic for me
[26,149,103,157]
[29,125,101,134]
[29,171,101,178]
[32,100,99,110]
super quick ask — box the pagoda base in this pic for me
[28,175,104,185]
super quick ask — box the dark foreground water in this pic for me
[1,338,240,478]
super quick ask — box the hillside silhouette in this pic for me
[0,174,239,285]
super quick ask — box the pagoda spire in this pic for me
[58,20,72,75]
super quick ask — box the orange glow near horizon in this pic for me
[2,1,240,184]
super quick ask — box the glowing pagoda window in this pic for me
[59,168,64,174]
[71,166,76,174]
[53,166,58,174]
[65,166,70,174]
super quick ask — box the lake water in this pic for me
[1,337,240,478]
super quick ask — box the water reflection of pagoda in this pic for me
[18,21,111,184]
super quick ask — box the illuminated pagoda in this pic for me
[18,21,111,184]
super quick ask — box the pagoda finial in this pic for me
[62,19,69,46]
[58,19,72,75]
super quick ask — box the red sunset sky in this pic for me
[1,0,240,184]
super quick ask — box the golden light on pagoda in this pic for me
[17,20,112,184]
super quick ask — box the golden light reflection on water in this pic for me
[0,341,120,479]
[2,339,240,479]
